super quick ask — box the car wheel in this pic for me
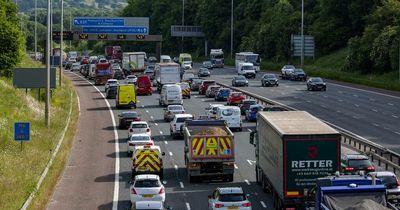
[323,87,327,91]
[239,127,242,132]
[307,86,310,91]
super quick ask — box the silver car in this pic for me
[208,187,252,210]
[163,105,185,122]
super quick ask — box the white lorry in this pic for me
[122,52,147,74]
[210,49,224,68]
[155,63,181,93]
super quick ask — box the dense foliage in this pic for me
[0,0,25,76]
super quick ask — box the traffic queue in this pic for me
[69,51,400,210]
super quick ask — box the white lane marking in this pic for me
[247,159,256,165]
[159,131,163,135]
[164,141,168,144]
[150,116,154,119]
[384,127,390,130]
[244,179,251,185]
[138,100,141,103]
[70,73,120,210]
[141,105,144,108]
[76,94,81,113]
[353,94,358,97]
[321,105,327,108]
[247,129,252,132]
[392,115,399,118]
[395,132,400,135]
[155,123,158,126]
[352,116,359,119]
[186,202,191,210]
[323,95,328,98]
[169,152,173,156]
[370,98,376,101]
[180,182,184,188]
[354,104,359,107]
[338,91,343,94]
[234,164,238,169]
[388,103,394,106]
[306,100,311,103]
[336,110,341,113]
[145,110,149,113]
[260,87,264,89]
[329,83,400,99]
[260,201,267,208]
[338,99,343,102]
[373,123,379,127]
[371,109,378,112]
[174,165,178,170]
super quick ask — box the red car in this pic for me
[227,92,246,105]
[118,111,141,129]
[136,75,152,95]
[199,80,216,95]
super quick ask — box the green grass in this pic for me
[0,55,78,210]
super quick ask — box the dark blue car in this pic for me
[245,104,264,121]
[215,88,231,101]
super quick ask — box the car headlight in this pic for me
[323,83,326,85]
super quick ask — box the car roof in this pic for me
[217,187,244,194]
[134,174,160,180]
[107,79,118,82]
[168,105,183,108]
[344,154,369,160]
[175,114,193,118]
[218,106,240,111]
[135,201,163,209]
[130,133,151,137]
[369,171,397,177]
[210,104,224,107]
[131,121,148,125]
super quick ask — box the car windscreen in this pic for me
[108,80,118,84]
[312,78,323,82]
[378,175,398,189]
[295,69,304,73]
[177,117,191,123]
[219,194,245,202]
[221,109,240,116]
[131,124,147,128]
[243,100,256,105]
[123,112,138,118]
[203,81,215,85]
[231,93,242,97]
[183,57,191,61]
[108,86,118,91]
[169,106,183,111]
[264,74,276,79]
[134,179,160,188]
[235,76,246,80]
[348,159,372,167]
[242,65,254,70]
[130,136,151,141]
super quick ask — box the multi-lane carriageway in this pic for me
[47,66,400,210]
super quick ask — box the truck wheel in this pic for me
[255,166,260,184]
[226,174,233,182]
[188,175,196,183]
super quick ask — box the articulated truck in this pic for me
[249,111,341,209]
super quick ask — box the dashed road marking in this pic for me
[164,141,168,144]
[338,99,343,102]
[244,179,251,185]
[388,103,394,106]
[353,94,358,97]
[395,132,400,136]
[370,98,376,101]
[174,165,178,170]
[180,182,184,189]
[247,129,252,132]
[150,116,154,119]
[306,100,311,103]
[145,110,149,113]
[234,164,238,169]
[321,105,327,108]
[354,104,359,107]
[373,123,379,127]
[159,131,163,135]
[260,201,267,208]
[371,109,377,112]
[323,95,328,98]
[393,115,399,118]
[352,116,359,119]
[169,152,173,156]
[201,99,205,102]
[186,203,191,210]
[247,159,256,165]
[141,105,144,108]
[336,110,341,113]
[155,123,158,126]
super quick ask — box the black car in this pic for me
[261,74,279,87]
[341,154,375,174]
[113,70,125,80]
[307,77,326,91]
[198,68,210,77]
[239,99,257,115]
[232,76,248,87]
[263,105,288,112]
[290,68,307,81]
[106,85,118,99]
[118,111,141,129]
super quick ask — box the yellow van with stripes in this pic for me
[116,84,136,109]
[131,145,165,179]
[177,82,191,99]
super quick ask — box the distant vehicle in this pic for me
[205,104,224,119]
[68,51,78,59]
[290,68,307,81]
[250,111,341,209]
[144,66,155,80]
[94,61,112,85]
[173,57,179,63]
[208,187,252,210]
[136,75,152,96]
[198,68,210,77]
[66,57,76,69]
[239,99,257,115]
[205,85,221,98]
[105,46,122,60]
[177,82,191,99]
[341,154,375,174]
[237,62,256,78]
[112,70,125,80]
[307,77,326,91]
[155,63,181,93]
[169,114,193,138]
[182,73,195,83]
[105,79,119,92]
[281,65,295,79]
[160,55,172,63]
[215,88,231,101]
[210,49,224,68]
[199,80,216,95]
[227,92,245,105]
[202,61,213,69]
[128,121,151,138]
[263,105,288,112]
[105,85,118,99]
[235,52,261,72]
[130,174,165,203]
[215,106,242,131]
[127,134,154,155]
[163,105,185,122]
[118,111,141,129]
[261,73,279,87]
[190,78,203,91]
[245,104,263,121]
[179,53,192,70]
[71,62,81,71]
[232,76,248,87]
[116,84,136,109]
[159,84,183,106]
[148,56,157,67]
[368,171,400,206]
[122,52,147,74]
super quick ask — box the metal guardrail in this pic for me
[217,82,400,174]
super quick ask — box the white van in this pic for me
[216,106,242,131]
[159,84,183,106]
[88,64,96,79]
[160,55,172,63]
[237,62,256,78]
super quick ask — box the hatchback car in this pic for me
[341,154,375,174]
[163,105,185,122]
[206,85,221,98]
[199,80,216,95]
[170,114,193,138]
[215,88,231,101]
[72,62,81,71]
[105,79,119,92]
[239,99,257,115]
[191,78,204,91]
[118,111,141,129]
[128,121,151,138]
[198,68,211,77]
[290,68,307,81]
[106,85,118,99]
[113,70,125,80]
[130,174,165,203]
[368,171,400,205]
[203,61,213,69]
[205,104,224,118]
[281,65,295,79]
[227,92,246,105]
[261,74,279,87]
[307,77,326,91]
[232,76,248,87]
[245,104,264,121]
[125,75,138,84]
[127,134,154,155]
[208,187,252,210]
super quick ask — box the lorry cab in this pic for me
[116,84,136,109]
[132,145,165,179]
[160,55,172,63]
[159,84,183,106]
[237,62,256,78]
[216,106,242,131]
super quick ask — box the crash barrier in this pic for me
[217,82,400,175]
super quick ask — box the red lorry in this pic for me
[105,46,123,60]
[95,62,112,85]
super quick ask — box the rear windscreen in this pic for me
[219,194,245,202]
[177,117,191,123]
[348,159,372,167]
[131,124,147,128]
[134,180,160,188]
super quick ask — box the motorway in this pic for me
[47,66,398,210]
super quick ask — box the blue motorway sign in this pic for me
[73,18,124,26]
[82,27,148,35]
[14,122,30,141]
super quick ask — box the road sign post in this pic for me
[14,122,30,151]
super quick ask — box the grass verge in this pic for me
[0,55,78,210]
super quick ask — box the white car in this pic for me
[105,79,119,92]
[163,105,185,122]
[128,121,151,138]
[127,134,154,155]
[169,114,193,138]
[130,174,166,203]
[208,187,252,210]
[281,65,295,79]
[126,75,138,84]
[72,62,81,71]
[205,104,224,119]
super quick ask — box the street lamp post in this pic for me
[45,0,51,127]
[301,0,304,66]
[60,0,63,87]
[230,0,233,59]
[35,0,37,60]
[181,0,184,53]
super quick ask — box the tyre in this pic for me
[225,174,234,182]
[323,87,327,91]
[255,166,261,185]
[307,86,310,91]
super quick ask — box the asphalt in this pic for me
[48,66,398,210]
